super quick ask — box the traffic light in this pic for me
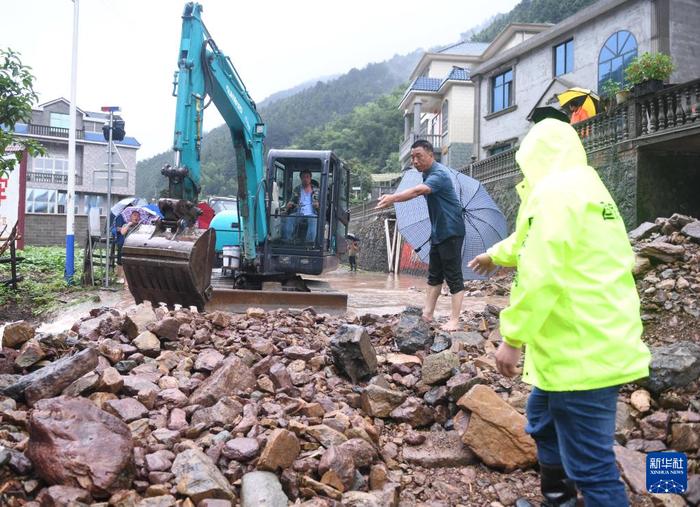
[102,119,126,142]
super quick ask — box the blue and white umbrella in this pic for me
[393,167,508,280]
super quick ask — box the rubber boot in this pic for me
[514,464,577,507]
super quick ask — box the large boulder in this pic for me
[329,325,377,383]
[457,385,536,471]
[646,341,700,393]
[123,303,157,339]
[26,396,134,498]
[393,306,433,353]
[2,321,35,349]
[638,241,685,264]
[681,220,700,242]
[188,356,255,407]
[628,222,660,241]
[171,448,234,503]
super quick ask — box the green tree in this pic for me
[0,48,45,177]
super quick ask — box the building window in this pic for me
[83,194,103,215]
[49,113,70,129]
[26,188,58,214]
[441,100,449,133]
[33,156,69,175]
[554,39,574,76]
[598,30,637,91]
[491,69,513,113]
[488,144,512,156]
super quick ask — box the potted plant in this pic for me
[624,52,674,96]
[601,79,631,105]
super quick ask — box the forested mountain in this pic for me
[470,0,598,42]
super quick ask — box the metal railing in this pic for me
[27,124,85,139]
[27,171,83,186]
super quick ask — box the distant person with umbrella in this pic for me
[469,119,649,507]
[376,139,466,331]
[113,209,141,283]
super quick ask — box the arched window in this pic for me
[441,100,449,133]
[598,30,637,91]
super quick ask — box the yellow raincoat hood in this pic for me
[488,119,650,391]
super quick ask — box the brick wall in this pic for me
[25,213,107,247]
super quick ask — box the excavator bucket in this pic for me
[122,224,216,310]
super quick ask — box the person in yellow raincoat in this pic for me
[469,118,650,507]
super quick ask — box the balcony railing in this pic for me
[27,171,83,186]
[466,147,518,183]
[467,78,700,184]
[27,124,85,139]
[637,78,700,136]
[399,133,443,162]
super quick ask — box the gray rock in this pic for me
[451,331,486,348]
[430,334,451,353]
[329,324,377,383]
[393,306,433,353]
[171,448,234,503]
[682,221,700,242]
[402,431,477,468]
[646,341,700,393]
[188,356,256,407]
[240,471,288,507]
[685,474,700,506]
[360,384,407,417]
[628,222,660,241]
[123,303,157,339]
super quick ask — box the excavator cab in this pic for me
[265,150,349,276]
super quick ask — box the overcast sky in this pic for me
[2,0,519,159]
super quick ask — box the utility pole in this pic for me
[65,0,79,283]
[101,107,119,287]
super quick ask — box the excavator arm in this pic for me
[167,2,266,264]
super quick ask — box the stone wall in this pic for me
[636,149,700,222]
[483,175,522,232]
[25,213,107,247]
[589,146,639,229]
[446,142,473,170]
[347,211,395,272]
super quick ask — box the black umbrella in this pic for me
[393,167,508,280]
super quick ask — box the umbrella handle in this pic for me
[414,237,430,253]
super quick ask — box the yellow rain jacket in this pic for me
[487,119,650,391]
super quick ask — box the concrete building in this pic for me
[471,0,700,158]
[12,98,140,245]
[398,24,551,170]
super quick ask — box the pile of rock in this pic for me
[630,213,700,328]
[0,249,698,506]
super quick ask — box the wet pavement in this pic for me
[35,268,508,333]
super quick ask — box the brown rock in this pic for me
[640,412,670,441]
[168,408,188,432]
[98,367,124,393]
[138,495,177,506]
[421,351,459,385]
[283,346,316,361]
[318,446,356,492]
[209,311,232,328]
[402,431,477,468]
[671,423,700,451]
[369,464,388,490]
[194,349,224,372]
[389,397,434,428]
[614,445,646,494]
[258,429,300,471]
[338,438,378,468]
[360,384,407,418]
[36,485,93,505]
[630,389,652,413]
[307,424,348,448]
[150,317,180,341]
[105,398,149,423]
[109,489,143,506]
[27,396,133,498]
[171,448,234,502]
[123,304,157,339]
[457,385,536,471]
[269,362,294,391]
[1,348,98,406]
[15,338,46,368]
[191,397,243,428]
[198,500,232,507]
[99,339,125,364]
[132,331,161,357]
[222,437,260,461]
[188,356,255,407]
[639,241,685,263]
[156,388,188,408]
[2,321,35,348]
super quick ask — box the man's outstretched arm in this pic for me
[375,183,431,209]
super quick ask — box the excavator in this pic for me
[122,2,350,313]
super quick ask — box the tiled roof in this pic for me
[437,40,489,56]
[411,77,442,92]
[445,67,470,82]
